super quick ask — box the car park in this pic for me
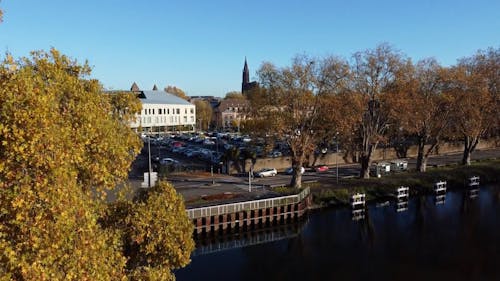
[255,168,277,177]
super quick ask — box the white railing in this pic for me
[186,187,310,219]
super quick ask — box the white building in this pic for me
[131,90,196,133]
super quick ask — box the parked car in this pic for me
[203,139,215,145]
[314,165,329,172]
[268,150,283,158]
[285,167,305,175]
[255,168,277,177]
[160,158,178,165]
[390,159,408,172]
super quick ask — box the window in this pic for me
[167,108,170,114]
[190,108,194,114]
[159,109,162,115]
[176,108,180,114]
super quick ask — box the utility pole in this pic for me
[336,141,339,184]
[335,132,339,184]
[211,165,215,185]
[248,166,252,192]
[148,132,152,188]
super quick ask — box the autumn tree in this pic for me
[391,58,452,172]
[0,49,194,280]
[448,48,499,165]
[224,91,245,100]
[193,99,213,130]
[165,85,189,100]
[250,55,349,188]
[102,181,194,281]
[349,44,407,178]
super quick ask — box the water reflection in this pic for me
[177,186,500,281]
[193,218,309,257]
[351,208,365,221]
[434,193,446,205]
[468,188,480,199]
[396,200,409,212]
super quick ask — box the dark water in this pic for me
[176,186,500,281]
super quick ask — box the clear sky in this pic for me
[0,0,498,96]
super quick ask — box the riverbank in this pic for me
[285,159,500,207]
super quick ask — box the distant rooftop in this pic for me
[139,90,193,105]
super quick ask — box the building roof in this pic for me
[130,82,140,91]
[140,90,193,105]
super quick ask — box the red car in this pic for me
[314,165,329,172]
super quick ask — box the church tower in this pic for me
[242,57,250,92]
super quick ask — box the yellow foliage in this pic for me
[0,49,193,280]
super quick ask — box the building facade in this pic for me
[128,86,196,133]
[214,99,249,130]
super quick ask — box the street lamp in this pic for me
[248,165,253,192]
[335,132,339,184]
[148,129,152,188]
[211,164,215,185]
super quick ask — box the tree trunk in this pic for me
[461,136,479,166]
[462,147,471,166]
[360,155,370,179]
[290,157,304,189]
[291,170,302,189]
[416,137,426,172]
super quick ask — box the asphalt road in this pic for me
[130,147,500,206]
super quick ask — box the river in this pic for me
[176,185,500,281]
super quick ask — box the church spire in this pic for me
[242,57,249,92]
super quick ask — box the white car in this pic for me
[255,168,277,177]
[160,158,178,165]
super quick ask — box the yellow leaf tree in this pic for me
[0,49,194,280]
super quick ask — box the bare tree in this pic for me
[250,55,349,188]
[350,43,406,178]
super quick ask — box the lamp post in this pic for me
[211,164,215,185]
[148,130,152,188]
[248,166,253,192]
[335,132,339,184]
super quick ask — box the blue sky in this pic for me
[1,0,498,96]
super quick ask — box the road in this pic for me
[130,147,500,206]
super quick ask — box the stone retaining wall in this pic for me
[230,139,499,174]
